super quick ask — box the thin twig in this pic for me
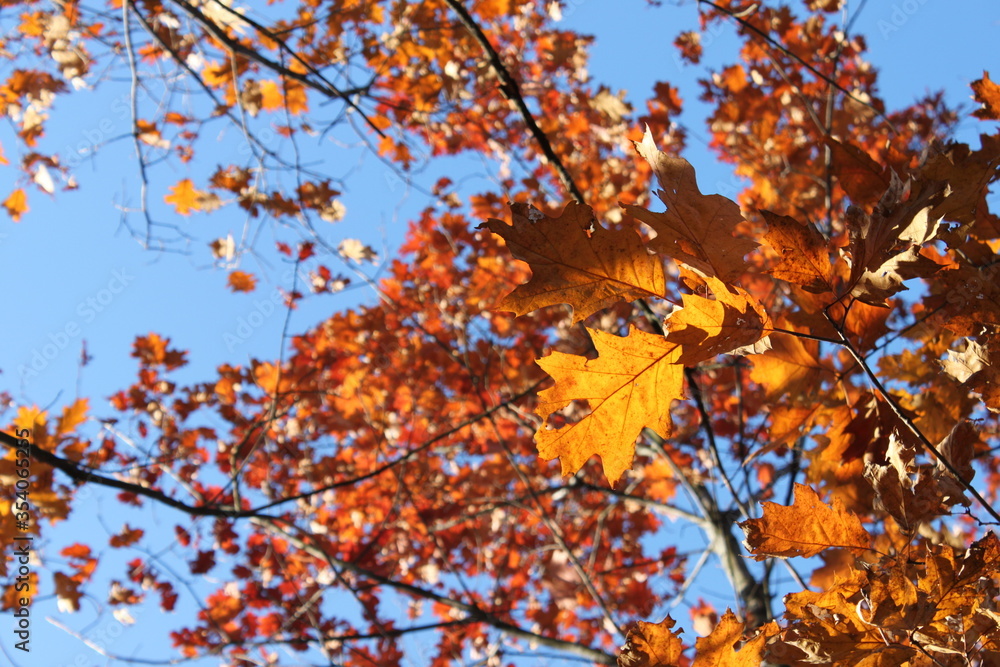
[443,0,585,203]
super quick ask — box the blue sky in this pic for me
[1,1,997,665]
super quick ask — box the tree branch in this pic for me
[443,0,586,203]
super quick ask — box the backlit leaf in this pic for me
[740,483,871,559]
[482,202,667,323]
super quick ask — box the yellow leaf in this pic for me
[56,398,88,437]
[693,610,778,667]
[749,328,829,400]
[165,179,205,216]
[534,325,684,486]
[3,188,28,221]
[739,483,871,560]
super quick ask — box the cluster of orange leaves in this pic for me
[480,71,1000,664]
[2,0,1000,665]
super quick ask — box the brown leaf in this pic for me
[845,172,944,306]
[971,71,1000,120]
[826,137,890,208]
[625,128,757,282]
[482,202,666,323]
[618,616,684,667]
[740,483,871,559]
[760,210,834,293]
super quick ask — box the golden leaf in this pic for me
[535,325,684,486]
[740,483,871,559]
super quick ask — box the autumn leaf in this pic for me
[54,572,83,613]
[338,238,378,263]
[165,179,204,216]
[740,483,871,559]
[760,210,835,294]
[481,202,666,323]
[535,325,684,486]
[618,615,684,667]
[664,277,772,364]
[845,172,944,306]
[55,398,88,437]
[693,610,778,667]
[132,333,187,370]
[624,127,757,282]
[971,71,1000,120]
[826,137,890,208]
[749,327,830,400]
[3,188,28,221]
[110,524,145,548]
[227,270,257,293]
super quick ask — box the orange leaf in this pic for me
[625,127,757,282]
[664,277,772,365]
[748,328,830,400]
[825,137,890,208]
[739,483,871,560]
[110,524,144,548]
[481,202,666,323]
[760,210,834,294]
[618,615,683,667]
[534,325,684,486]
[132,333,187,370]
[227,271,257,293]
[692,610,778,667]
[971,71,1000,120]
[165,179,206,216]
[3,189,28,221]
[56,398,89,437]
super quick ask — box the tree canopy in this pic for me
[2,1,999,666]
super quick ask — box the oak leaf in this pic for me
[845,172,943,306]
[760,210,834,293]
[749,328,829,400]
[165,179,206,216]
[534,325,684,486]
[625,128,757,282]
[971,71,1000,120]
[664,277,772,364]
[53,571,83,613]
[693,610,778,667]
[481,202,666,323]
[3,188,28,221]
[227,270,257,293]
[618,615,683,667]
[740,483,871,559]
[826,137,890,208]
